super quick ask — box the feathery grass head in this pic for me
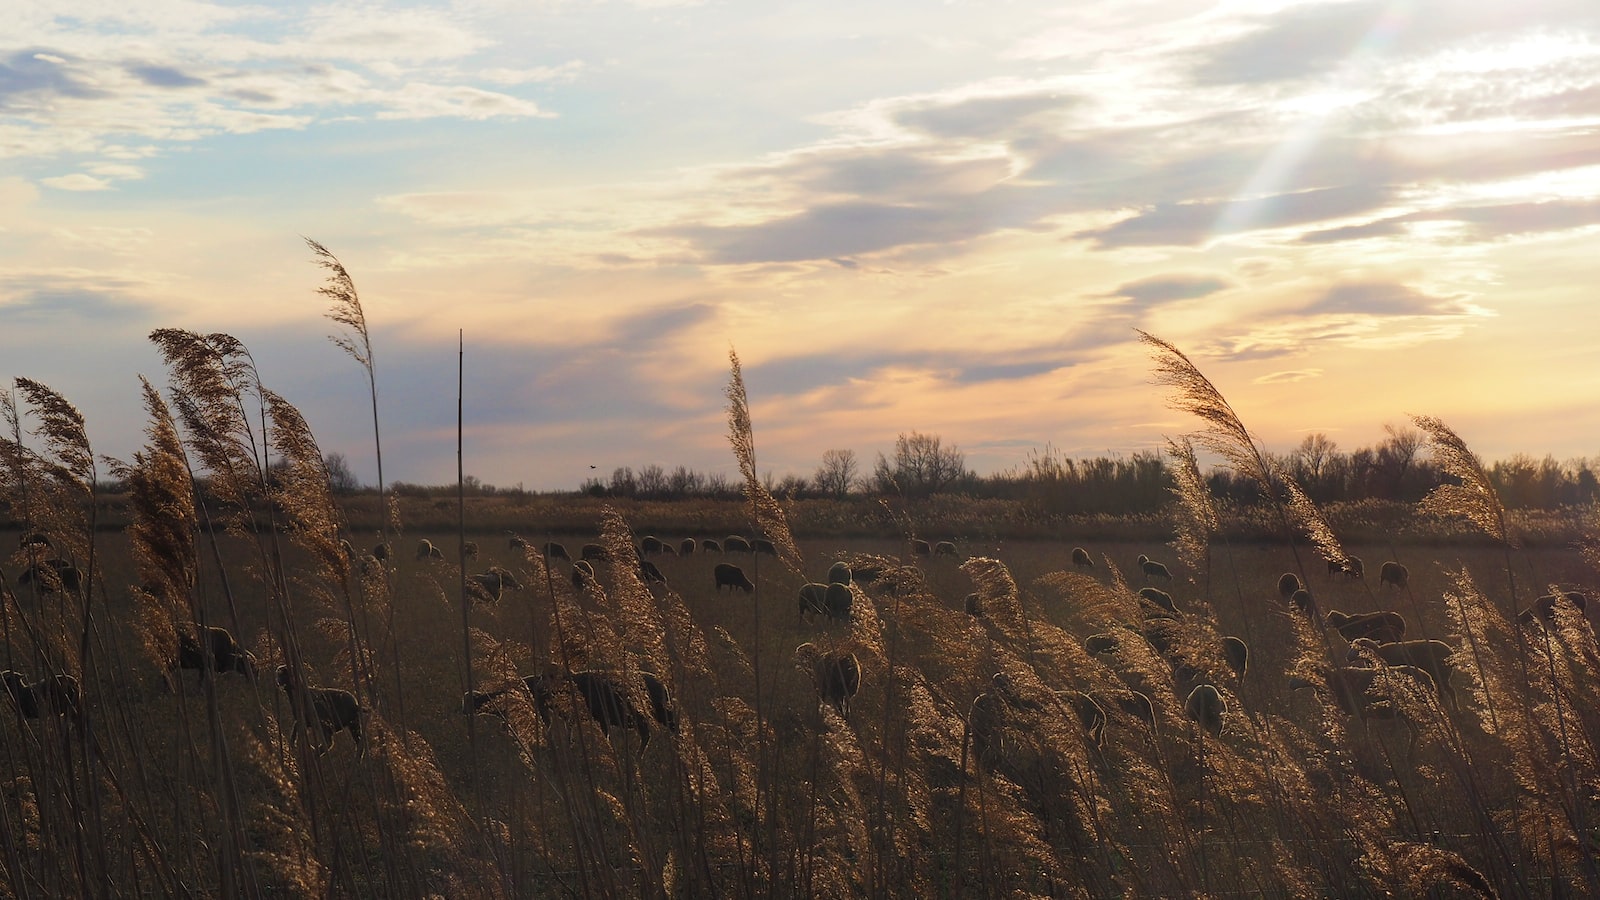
[1412,414,1515,548]
[308,237,373,371]
[725,347,801,576]
[264,388,346,581]
[150,329,267,510]
[1164,436,1217,574]
[13,378,94,490]
[1139,330,1271,491]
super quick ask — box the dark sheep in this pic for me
[638,560,666,585]
[542,540,570,561]
[1277,572,1301,600]
[851,562,884,585]
[571,560,596,589]
[723,536,752,554]
[1071,547,1093,570]
[826,562,852,586]
[372,541,391,561]
[933,541,958,557]
[824,583,853,623]
[580,543,609,562]
[659,543,677,557]
[1,670,81,720]
[1091,689,1156,727]
[640,536,665,556]
[911,539,932,557]
[1221,636,1249,679]
[275,666,364,756]
[751,538,778,556]
[1517,590,1588,625]
[1060,690,1107,751]
[1289,589,1315,614]
[1291,665,1437,749]
[175,626,257,683]
[701,539,723,554]
[1184,684,1225,736]
[18,531,51,550]
[416,539,444,561]
[1138,587,1177,615]
[991,672,1041,711]
[1326,609,1407,644]
[462,541,479,561]
[1084,633,1118,655]
[1348,638,1459,710]
[1345,556,1365,579]
[1136,554,1172,582]
[795,643,861,717]
[1379,561,1409,589]
[714,563,754,593]
[508,534,529,552]
[18,558,85,595]
[964,592,983,617]
[537,664,653,748]
[798,583,829,620]
[968,691,1007,765]
[468,568,523,603]
[641,672,679,736]
[679,538,697,556]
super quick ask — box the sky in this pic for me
[4,0,1600,491]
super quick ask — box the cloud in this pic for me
[1303,281,1468,316]
[1076,183,1397,248]
[41,173,112,191]
[1254,369,1323,384]
[1110,273,1232,305]
[129,64,205,88]
[0,50,104,107]
[1300,199,1600,244]
[1,279,156,322]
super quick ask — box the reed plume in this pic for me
[724,348,801,577]
[1164,435,1217,579]
[1412,414,1515,548]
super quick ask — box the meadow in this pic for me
[0,311,1596,898]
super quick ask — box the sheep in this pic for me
[679,538,697,556]
[1084,633,1119,655]
[571,560,596,589]
[967,691,1008,765]
[991,672,1041,711]
[795,643,861,717]
[701,539,723,554]
[1326,609,1407,644]
[372,541,391,561]
[536,664,654,748]
[1,670,81,720]
[1136,554,1172,582]
[580,543,608,562]
[1138,587,1177,615]
[1289,589,1315,614]
[175,626,256,683]
[1184,684,1225,736]
[18,531,51,550]
[462,541,479,561]
[1379,561,1409,589]
[933,541,959,557]
[964,592,983,617]
[1071,547,1094,570]
[508,534,529,553]
[640,536,665,556]
[638,560,666,585]
[798,583,829,620]
[826,561,852,586]
[641,672,679,737]
[824,583,853,624]
[415,539,445,561]
[751,538,778,556]
[468,568,523,603]
[275,666,364,756]
[659,543,678,557]
[1221,636,1249,680]
[713,562,754,593]
[1091,689,1156,728]
[18,559,84,595]
[1277,572,1301,600]
[339,538,356,561]
[1345,556,1365,579]
[1517,590,1588,625]
[1290,665,1438,749]
[1348,638,1459,710]
[911,539,932,557]
[542,540,570,561]
[1059,691,1107,751]
[723,536,752,554]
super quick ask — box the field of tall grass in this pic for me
[0,256,1595,897]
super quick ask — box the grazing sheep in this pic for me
[175,626,256,683]
[911,539,932,557]
[850,562,884,585]
[580,543,608,562]
[1,670,81,720]
[967,691,1008,765]
[1071,547,1094,570]
[571,560,596,590]
[18,531,51,550]
[468,568,523,603]
[1517,591,1589,625]
[1184,684,1226,736]
[275,666,364,756]
[751,538,778,556]
[795,643,861,717]
[542,541,569,561]
[964,592,983,617]
[1326,609,1407,644]
[826,562,852,586]
[1348,638,1459,710]
[638,560,666,585]
[1221,636,1249,679]
[1379,561,1409,589]
[372,541,391,561]
[641,672,679,736]
[659,543,677,557]
[1277,572,1301,600]
[701,539,723,554]
[1345,556,1365,579]
[1138,587,1177,615]
[991,672,1041,711]
[824,583,853,624]
[1092,689,1156,728]
[713,563,754,594]
[339,538,356,560]
[508,534,529,553]
[640,536,665,556]
[680,538,697,556]
[1084,633,1118,655]
[18,559,84,595]
[536,664,654,748]
[933,541,959,557]
[1060,691,1107,751]
[462,541,479,561]
[798,583,830,620]
[723,536,752,554]
[1289,589,1315,614]
[416,539,445,561]
[1291,665,1437,749]
[1136,554,1172,582]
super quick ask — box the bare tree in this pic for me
[872,431,968,497]
[324,452,360,493]
[813,449,858,498]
